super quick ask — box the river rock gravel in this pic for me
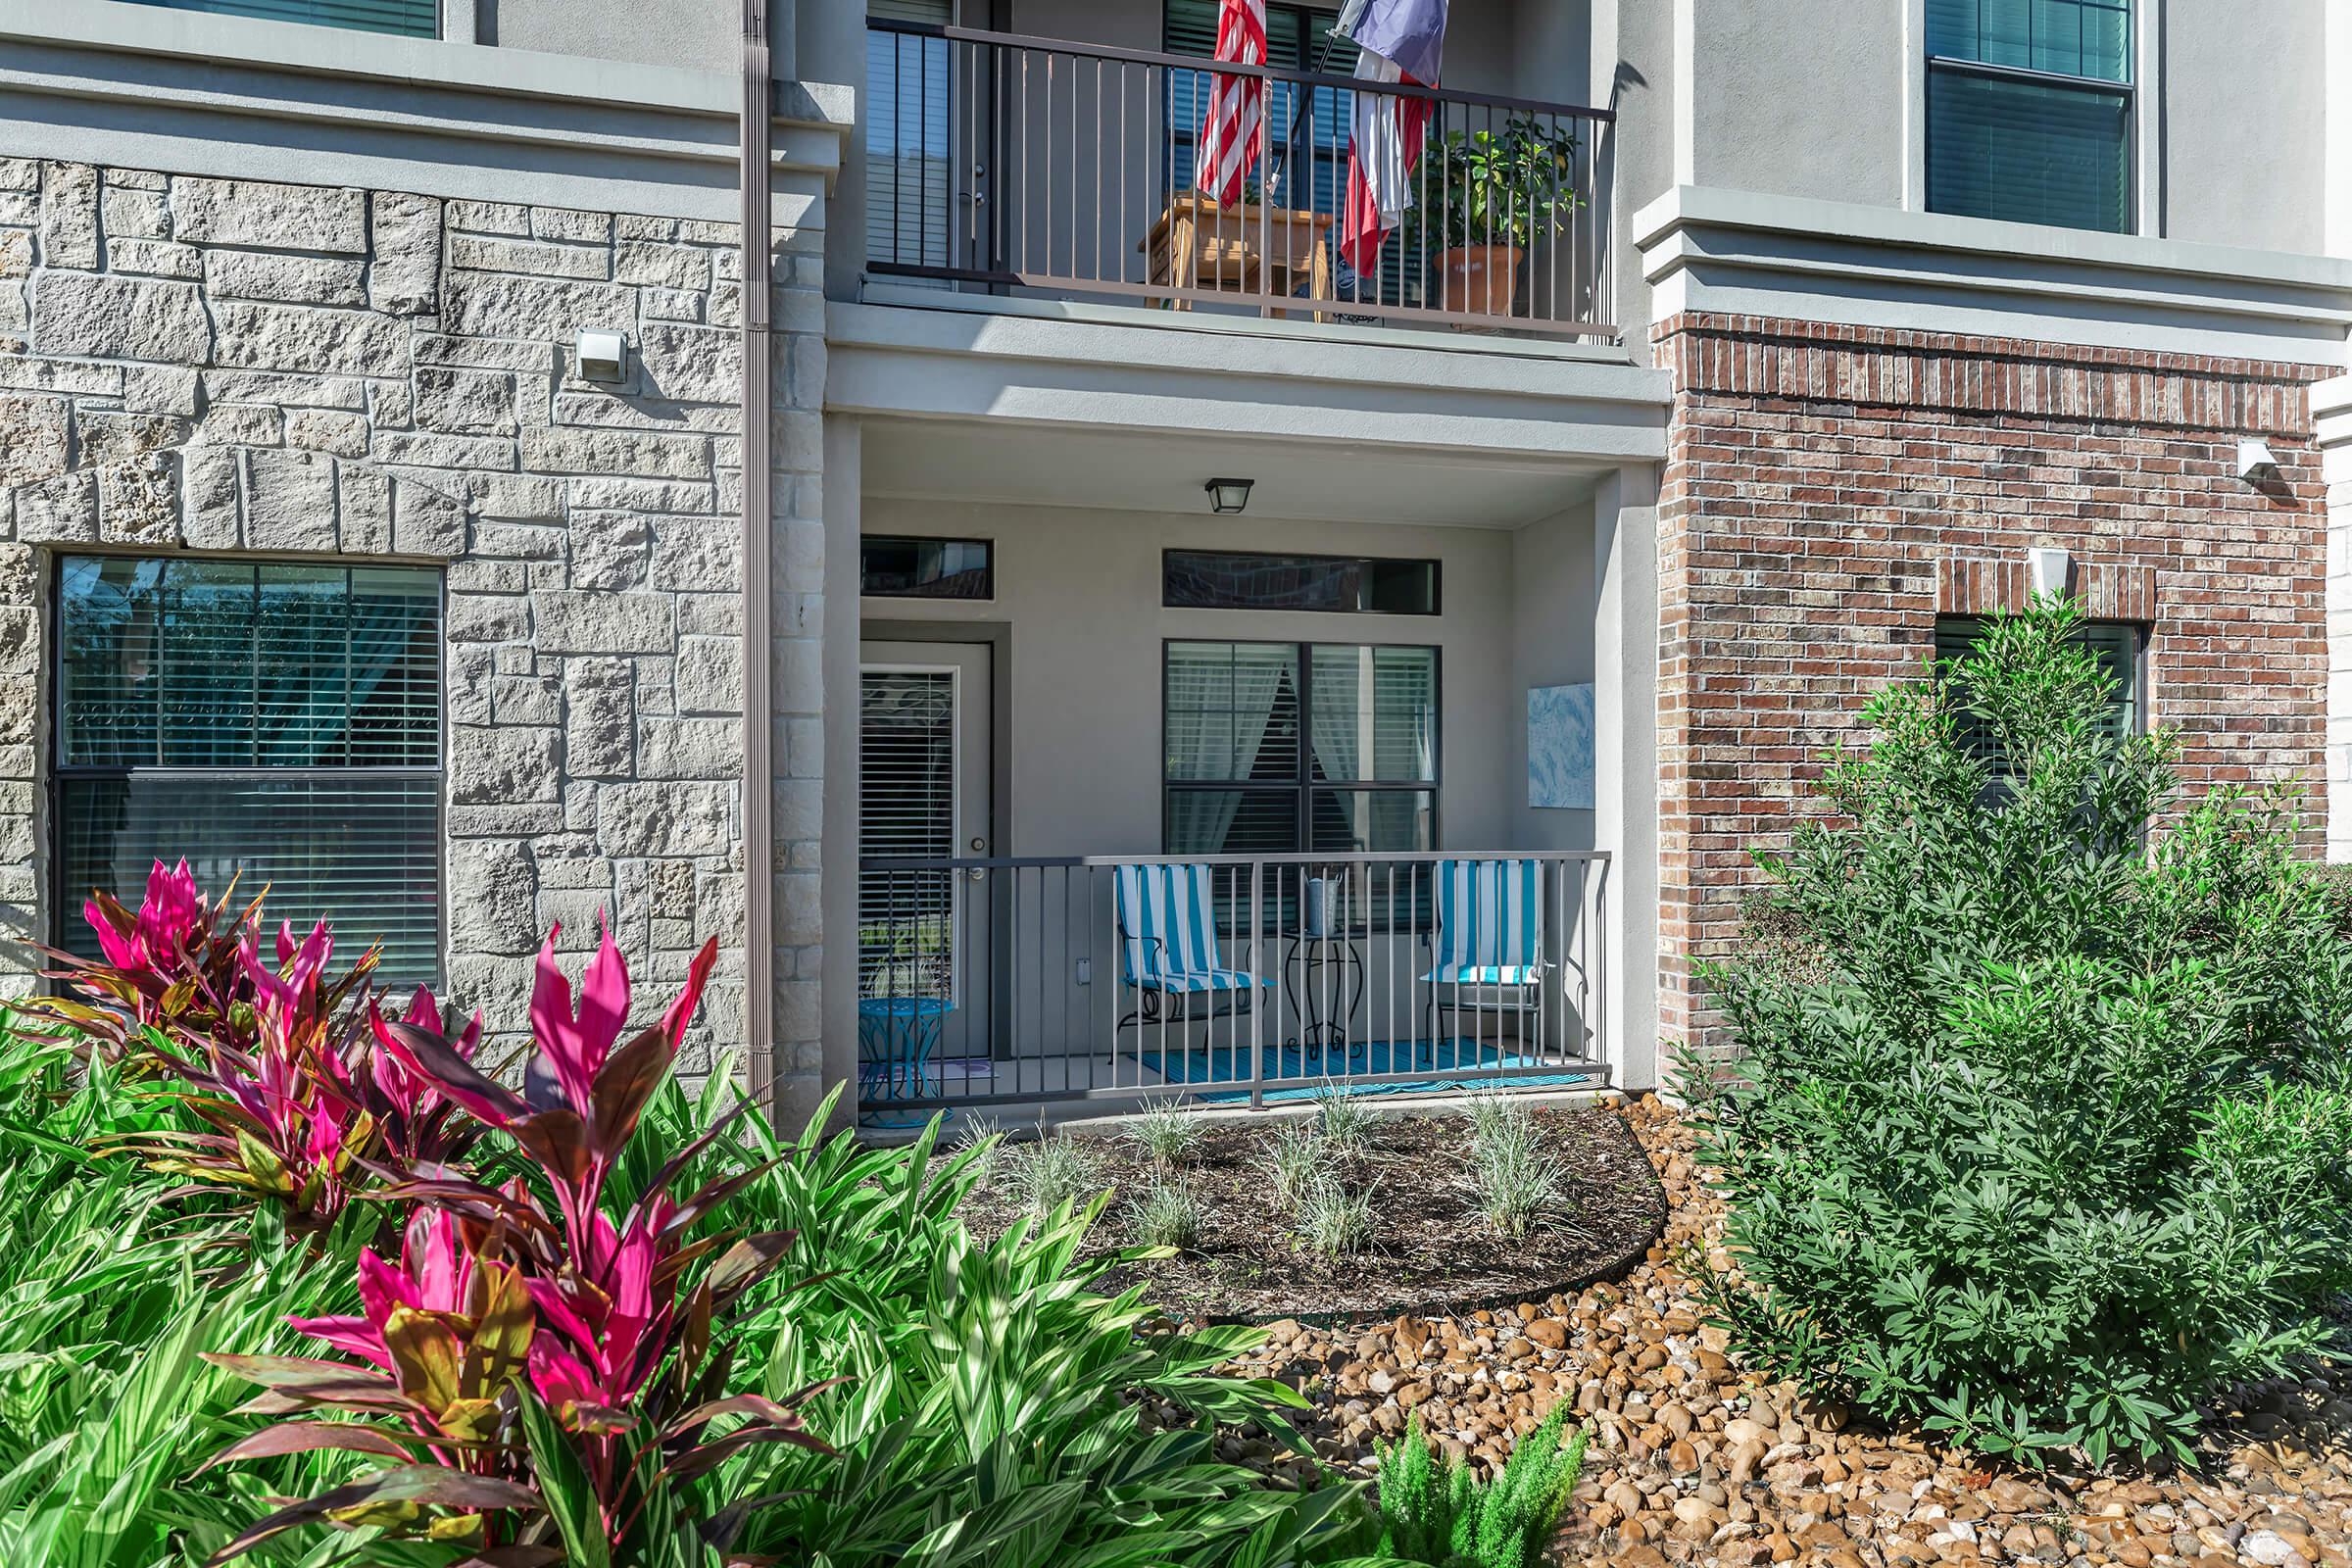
[1201,1094,2352,1568]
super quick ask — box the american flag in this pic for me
[1195,0,1269,209]
[1336,0,1449,276]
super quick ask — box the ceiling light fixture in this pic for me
[1204,477,1254,514]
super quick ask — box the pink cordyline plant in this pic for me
[205,919,828,1563]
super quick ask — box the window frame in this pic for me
[47,550,450,982]
[1923,0,2137,235]
[1159,637,1442,857]
[1932,613,2147,773]
[1160,548,1443,616]
[124,0,441,39]
[859,535,997,601]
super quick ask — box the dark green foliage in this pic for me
[1372,1407,1586,1568]
[1701,601,2352,1466]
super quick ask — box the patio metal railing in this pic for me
[855,851,1612,1116]
[865,19,1617,339]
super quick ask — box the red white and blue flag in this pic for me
[1196,0,1270,209]
[1337,0,1449,275]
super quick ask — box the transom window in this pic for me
[860,535,994,600]
[1927,0,2132,234]
[1164,641,1438,856]
[1163,550,1441,615]
[123,0,437,38]
[55,557,444,980]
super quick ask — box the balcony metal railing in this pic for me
[865,20,1617,339]
[855,851,1612,1116]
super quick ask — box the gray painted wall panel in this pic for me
[2161,0,2329,254]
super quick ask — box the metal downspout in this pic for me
[739,0,776,1102]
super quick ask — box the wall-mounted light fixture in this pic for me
[2026,546,2071,601]
[575,327,628,383]
[1204,477,1254,514]
[2236,437,2280,484]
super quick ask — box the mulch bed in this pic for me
[956,1103,1668,1324]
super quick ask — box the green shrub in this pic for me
[1373,1406,1586,1568]
[1701,601,2352,1466]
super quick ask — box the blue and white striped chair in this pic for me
[1420,858,1548,1043]
[1112,863,1271,1033]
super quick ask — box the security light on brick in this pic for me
[2237,437,2280,483]
[2027,547,2071,601]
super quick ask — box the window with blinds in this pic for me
[1926,0,2132,233]
[55,557,443,981]
[868,0,955,274]
[858,669,958,1003]
[1934,615,2142,773]
[1163,641,1438,856]
[122,0,437,37]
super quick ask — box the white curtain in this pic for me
[1167,644,1288,853]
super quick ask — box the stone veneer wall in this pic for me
[1653,312,2333,1065]
[0,158,828,1095]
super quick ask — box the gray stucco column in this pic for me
[814,413,863,1131]
[1592,464,1661,1092]
[2322,376,2352,861]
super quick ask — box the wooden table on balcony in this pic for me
[1142,194,1333,319]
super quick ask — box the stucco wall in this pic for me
[0,159,830,1104]
[477,0,740,69]
[854,496,1535,858]
[1507,500,1599,856]
[2160,0,2332,254]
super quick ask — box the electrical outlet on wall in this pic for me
[1075,957,1092,986]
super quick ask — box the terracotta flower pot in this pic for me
[1436,244,1525,318]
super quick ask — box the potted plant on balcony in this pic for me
[1407,115,1583,318]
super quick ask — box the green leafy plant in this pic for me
[1296,1175,1377,1261]
[1131,1177,1205,1251]
[1699,601,2352,1466]
[1125,1099,1205,1172]
[1374,1406,1586,1568]
[1403,117,1582,255]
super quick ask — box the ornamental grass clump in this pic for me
[1265,1118,1335,1214]
[1700,600,2352,1467]
[1131,1177,1205,1251]
[1296,1175,1377,1261]
[1373,1404,1586,1568]
[1312,1084,1379,1156]
[1126,1099,1204,1172]
[1467,1108,1565,1243]
[1002,1130,1103,1220]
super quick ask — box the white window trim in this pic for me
[1903,0,2160,238]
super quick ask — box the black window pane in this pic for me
[1307,645,1438,783]
[59,558,161,766]
[1163,551,1440,614]
[1928,66,2130,233]
[1309,790,1435,855]
[1165,642,1298,782]
[1928,0,2130,81]
[346,568,443,765]
[159,560,260,766]
[1166,788,1301,856]
[860,536,994,599]
[60,775,441,982]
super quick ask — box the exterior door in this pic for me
[858,643,993,1072]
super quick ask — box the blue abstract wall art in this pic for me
[1528,683,1595,809]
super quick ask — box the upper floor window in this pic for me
[123,0,438,38]
[55,557,445,982]
[1926,0,2132,234]
[1163,550,1441,615]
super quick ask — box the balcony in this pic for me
[862,19,1616,342]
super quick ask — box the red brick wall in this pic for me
[1653,313,2334,1061]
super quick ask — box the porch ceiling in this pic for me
[858,416,1605,528]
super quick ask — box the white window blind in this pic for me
[858,669,958,1002]
[123,0,436,37]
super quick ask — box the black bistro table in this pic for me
[1282,924,1367,1050]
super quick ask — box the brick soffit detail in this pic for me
[1652,312,2335,439]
